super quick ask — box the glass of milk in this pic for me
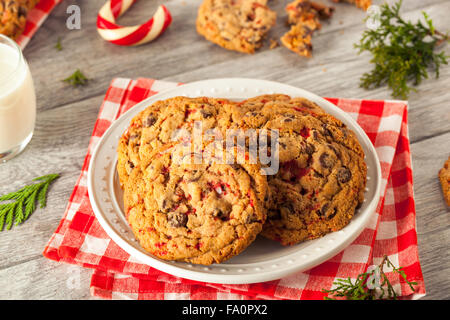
[0,35,36,162]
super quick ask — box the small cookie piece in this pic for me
[331,0,371,11]
[196,0,277,54]
[124,144,269,265]
[280,21,315,57]
[439,155,450,206]
[0,0,39,40]
[282,0,334,57]
[286,0,334,29]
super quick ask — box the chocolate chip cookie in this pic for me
[124,144,269,265]
[196,0,277,54]
[439,155,450,207]
[0,0,39,40]
[234,95,367,245]
[117,96,234,188]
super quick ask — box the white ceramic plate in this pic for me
[87,78,382,284]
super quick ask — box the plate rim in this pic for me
[87,77,382,284]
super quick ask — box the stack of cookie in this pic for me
[0,0,40,40]
[117,94,367,265]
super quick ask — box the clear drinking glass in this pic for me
[0,34,36,162]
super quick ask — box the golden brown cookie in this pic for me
[117,96,234,188]
[196,0,277,54]
[439,155,450,207]
[124,144,269,265]
[280,21,315,57]
[234,95,367,245]
[0,0,39,40]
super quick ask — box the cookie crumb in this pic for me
[269,39,279,49]
[439,155,450,206]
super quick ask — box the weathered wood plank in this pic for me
[0,258,94,299]
[412,131,450,300]
[0,0,449,300]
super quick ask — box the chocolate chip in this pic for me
[200,110,213,118]
[129,134,139,141]
[284,118,293,123]
[313,170,324,178]
[18,6,27,17]
[305,144,315,155]
[337,167,352,184]
[318,203,329,217]
[187,170,202,182]
[327,208,337,219]
[212,208,229,221]
[328,144,341,157]
[168,212,188,228]
[160,198,173,213]
[322,124,333,137]
[319,152,333,168]
[246,214,261,224]
[303,25,314,37]
[143,115,156,127]
[126,161,135,174]
[230,164,241,171]
[269,209,282,220]
[313,130,319,140]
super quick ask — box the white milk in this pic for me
[0,41,36,156]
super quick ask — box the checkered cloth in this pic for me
[16,0,62,49]
[43,78,426,300]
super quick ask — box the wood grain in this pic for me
[0,0,449,299]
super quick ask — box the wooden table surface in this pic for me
[0,0,449,300]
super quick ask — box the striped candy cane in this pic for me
[97,0,172,46]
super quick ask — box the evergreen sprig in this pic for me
[0,174,59,231]
[63,69,89,87]
[55,37,63,51]
[322,255,418,300]
[355,0,449,99]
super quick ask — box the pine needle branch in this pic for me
[0,174,59,231]
[322,255,418,300]
[355,0,449,99]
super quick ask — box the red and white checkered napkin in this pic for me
[43,78,426,300]
[16,0,62,49]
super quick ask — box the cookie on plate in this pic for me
[234,95,367,245]
[439,155,450,207]
[0,0,39,40]
[196,0,277,54]
[124,144,269,265]
[117,96,235,188]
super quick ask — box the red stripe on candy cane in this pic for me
[96,0,172,46]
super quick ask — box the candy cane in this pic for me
[97,0,172,46]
